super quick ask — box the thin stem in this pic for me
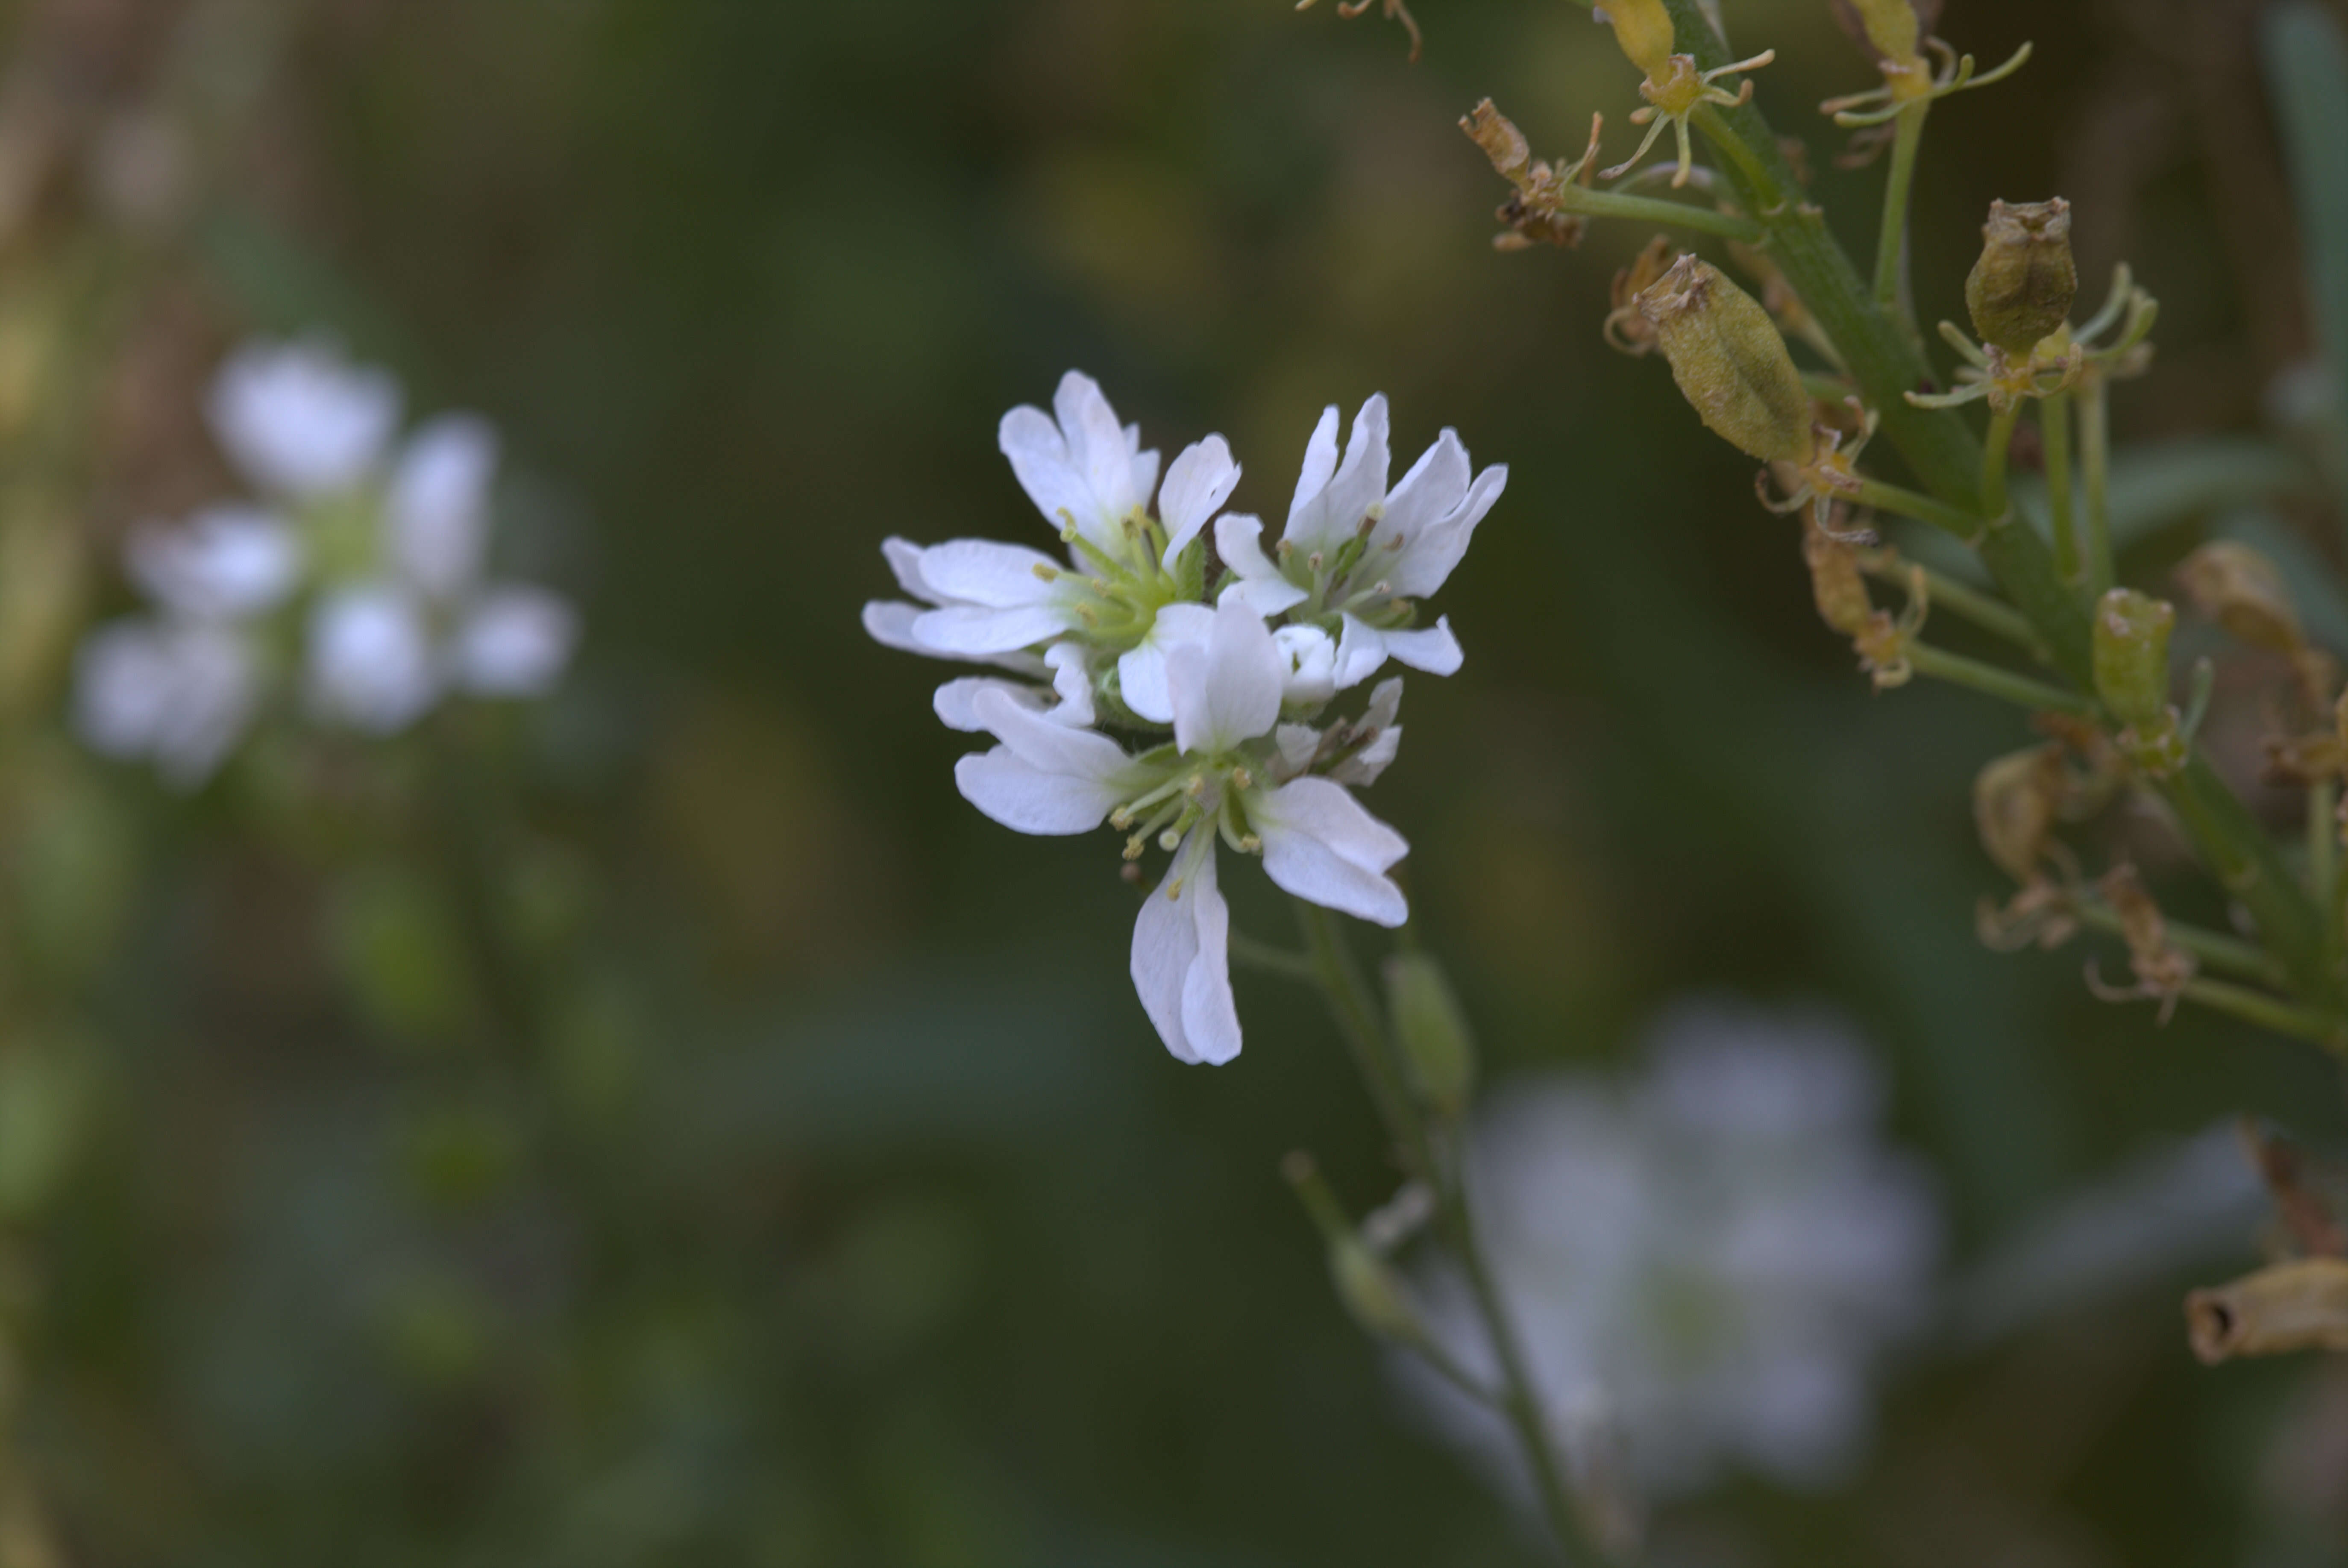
[1293,899,1604,1565]
[2042,391,2078,584]
[2178,976,2347,1052]
[1547,182,1763,242]
[2079,377,2115,596]
[1862,554,2041,652]
[1873,101,1928,325]
[1904,643,2097,714]
[1295,900,1426,1180]
[1981,401,2022,521]
[2072,899,2285,986]
[1849,477,1986,540]
[1229,928,1318,982]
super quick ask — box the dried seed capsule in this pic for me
[1637,254,1816,466]
[1972,744,2064,885]
[2175,540,2304,655]
[2092,587,2175,728]
[1965,198,2077,355]
[2186,1257,2348,1364]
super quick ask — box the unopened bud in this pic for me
[1965,198,2077,355]
[2186,1257,2348,1364]
[1593,0,1676,80]
[1382,951,1477,1120]
[1637,255,1816,465]
[1282,1152,1427,1347]
[1828,0,1929,68]
[1972,744,2063,885]
[2175,540,2304,655]
[2092,587,2175,728]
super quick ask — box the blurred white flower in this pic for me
[952,599,1409,1063]
[206,336,402,499]
[1404,1002,1939,1508]
[73,619,260,786]
[72,335,578,781]
[1215,393,1505,690]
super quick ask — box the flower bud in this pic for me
[1637,254,1816,466]
[2091,587,2175,728]
[1593,0,1676,80]
[2186,1257,2348,1364]
[1964,198,2077,355]
[2175,540,2304,655]
[1282,1151,1426,1347]
[1828,0,1929,69]
[1382,951,1476,1120]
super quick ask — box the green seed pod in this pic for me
[1382,951,1477,1120]
[2093,587,2176,728]
[1593,0,1676,80]
[1636,254,1816,466]
[1964,198,2077,355]
[1281,1151,1425,1346]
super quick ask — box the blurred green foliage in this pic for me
[0,0,2344,1563]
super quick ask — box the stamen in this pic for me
[1307,551,1324,571]
[1032,563,1060,581]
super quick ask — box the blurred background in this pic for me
[0,0,2344,1562]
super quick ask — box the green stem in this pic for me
[1547,182,1763,242]
[1293,901,1605,1565]
[1981,401,2022,520]
[1873,101,1928,324]
[2314,782,2339,948]
[2079,376,2115,596]
[1229,928,1318,982]
[1904,643,2096,714]
[2042,391,2077,583]
[1863,555,2041,652]
[1661,0,2335,1008]
[1849,477,1986,540]
[2178,977,2347,1051]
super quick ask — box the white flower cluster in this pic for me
[864,371,1505,1063]
[74,337,579,785]
[1406,1003,1940,1504]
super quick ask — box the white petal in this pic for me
[206,336,402,499]
[1284,394,1389,555]
[1286,405,1340,526]
[1130,829,1238,1063]
[971,685,1139,788]
[1385,464,1506,600]
[998,405,1103,546]
[1362,676,1405,731]
[452,586,577,695]
[1116,602,1215,725]
[1156,435,1239,566]
[1055,371,1143,520]
[1170,599,1283,755]
[1329,725,1400,786]
[864,600,936,656]
[934,677,1043,732]
[1274,624,1337,710]
[1044,642,1097,728]
[955,746,1125,834]
[1178,846,1240,1065]
[1255,777,1410,927]
[1274,722,1322,777]
[880,537,940,602]
[1212,514,1309,615]
[1382,616,1464,677]
[307,584,440,733]
[910,603,1073,656]
[913,538,1066,607]
[1374,429,1471,546]
[388,414,498,599]
[1332,615,1390,691]
[126,505,302,620]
